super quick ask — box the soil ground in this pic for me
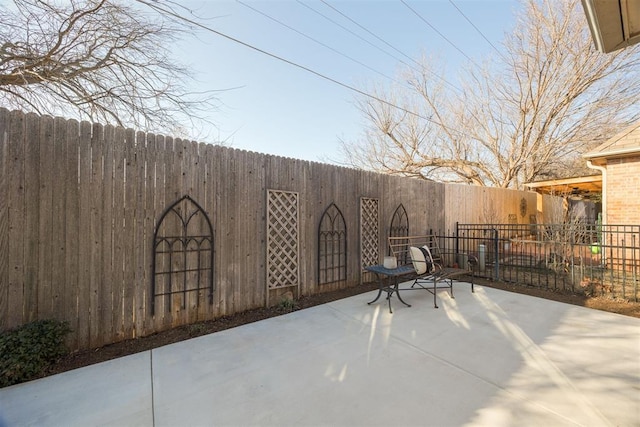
[43,278,639,380]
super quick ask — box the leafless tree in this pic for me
[0,0,219,135]
[342,0,640,189]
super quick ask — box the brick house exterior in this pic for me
[584,122,640,225]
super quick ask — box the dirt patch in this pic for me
[480,279,640,317]
[42,279,639,380]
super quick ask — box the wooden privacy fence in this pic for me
[0,108,541,351]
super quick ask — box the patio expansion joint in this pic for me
[150,350,156,427]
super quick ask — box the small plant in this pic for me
[0,319,71,388]
[187,323,207,337]
[579,277,612,297]
[277,297,298,313]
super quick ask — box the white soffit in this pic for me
[582,0,640,53]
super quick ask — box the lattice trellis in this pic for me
[360,197,379,270]
[266,190,300,298]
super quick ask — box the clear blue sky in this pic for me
[170,0,522,163]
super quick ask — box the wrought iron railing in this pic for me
[446,223,640,302]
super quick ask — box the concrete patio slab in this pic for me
[1,284,639,426]
[0,351,152,426]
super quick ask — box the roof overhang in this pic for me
[581,0,640,53]
[583,146,640,165]
[525,175,602,200]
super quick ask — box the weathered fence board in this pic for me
[0,108,9,329]
[64,119,80,349]
[134,131,147,338]
[77,121,92,347]
[151,133,165,333]
[37,115,54,321]
[100,124,115,346]
[122,127,136,340]
[111,126,125,340]
[89,122,104,346]
[7,110,25,329]
[50,117,66,327]
[143,133,157,336]
[24,113,40,324]
[0,108,552,351]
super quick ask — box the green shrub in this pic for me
[0,319,71,388]
[277,296,298,313]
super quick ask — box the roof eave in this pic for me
[583,146,640,161]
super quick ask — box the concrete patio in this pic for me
[1,283,639,426]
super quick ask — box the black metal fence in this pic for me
[444,223,640,302]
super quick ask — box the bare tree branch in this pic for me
[0,0,222,136]
[342,0,640,189]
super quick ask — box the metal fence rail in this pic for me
[449,223,640,302]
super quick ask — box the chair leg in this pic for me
[433,279,438,308]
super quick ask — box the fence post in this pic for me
[492,228,499,281]
[632,234,638,302]
[570,223,575,289]
[622,237,627,299]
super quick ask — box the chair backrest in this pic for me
[389,235,443,266]
[409,245,434,275]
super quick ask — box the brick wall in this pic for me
[606,155,640,224]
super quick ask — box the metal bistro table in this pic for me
[365,264,415,313]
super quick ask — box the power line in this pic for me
[319,0,462,94]
[135,0,473,140]
[320,0,420,69]
[448,0,507,62]
[237,0,399,85]
[296,0,416,72]
[400,0,481,69]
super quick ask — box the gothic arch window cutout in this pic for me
[318,203,347,285]
[152,195,214,315]
[389,203,409,263]
[390,203,409,238]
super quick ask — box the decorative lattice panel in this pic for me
[360,197,379,270]
[267,190,300,293]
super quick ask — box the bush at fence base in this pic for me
[0,319,71,388]
[580,278,613,297]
